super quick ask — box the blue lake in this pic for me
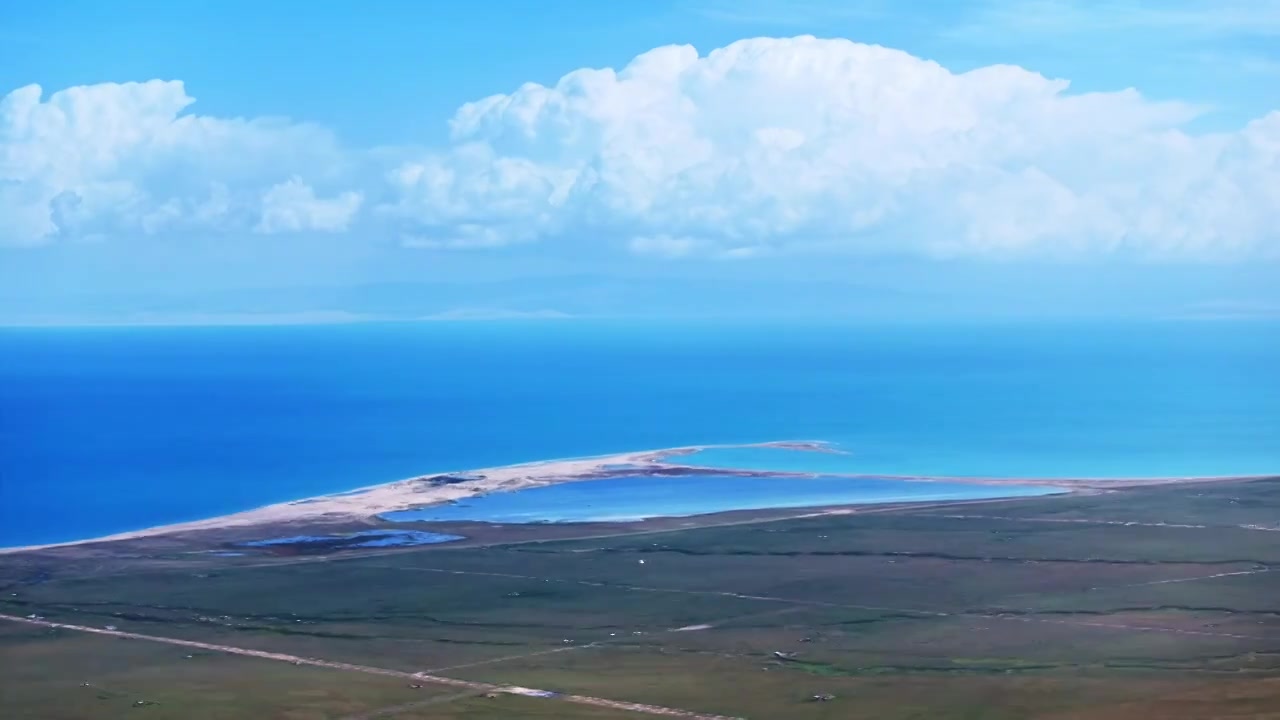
[2,320,1278,546]
[239,529,464,548]
[382,475,1060,524]
[678,445,1210,479]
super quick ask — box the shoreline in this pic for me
[3,439,1274,555]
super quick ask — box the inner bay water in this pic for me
[239,529,464,548]
[382,475,1059,524]
[2,319,1278,547]
[678,442,1273,479]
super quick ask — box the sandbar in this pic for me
[1,440,1271,555]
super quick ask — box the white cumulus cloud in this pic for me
[255,177,362,234]
[4,37,1279,260]
[393,36,1279,260]
[0,80,356,245]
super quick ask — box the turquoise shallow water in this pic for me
[676,444,1270,479]
[382,475,1061,524]
[239,530,464,548]
[2,320,1277,546]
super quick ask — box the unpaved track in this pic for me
[0,613,741,720]
[1121,567,1271,588]
[993,614,1266,641]
[382,565,1273,642]
[338,690,487,720]
[933,513,1280,533]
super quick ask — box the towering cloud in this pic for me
[4,37,1279,259]
[0,80,349,245]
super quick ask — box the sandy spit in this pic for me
[2,440,1270,554]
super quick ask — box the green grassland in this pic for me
[5,478,1280,718]
[0,621,450,720]
[0,623,648,720]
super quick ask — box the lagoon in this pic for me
[239,529,464,549]
[382,474,1059,524]
[3,320,1277,546]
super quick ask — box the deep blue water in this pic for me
[383,475,1059,524]
[2,320,1278,547]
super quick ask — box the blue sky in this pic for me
[2,0,1279,324]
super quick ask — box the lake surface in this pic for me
[382,475,1059,524]
[239,529,464,548]
[677,443,1272,479]
[2,320,1278,546]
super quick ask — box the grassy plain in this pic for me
[5,478,1280,719]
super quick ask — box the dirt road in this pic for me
[0,613,741,720]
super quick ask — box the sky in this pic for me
[2,0,1279,324]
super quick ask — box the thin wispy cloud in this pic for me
[949,0,1280,40]
[689,0,894,27]
[1171,300,1280,320]
[1189,50,1280,77]
[1237,55,1280,75]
